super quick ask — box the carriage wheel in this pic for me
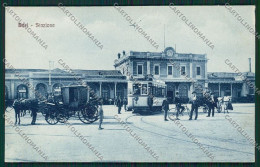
[45,111,58,125]
[78,107,98,124]
[57,109,70,123]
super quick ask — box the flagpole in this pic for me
[164,24,165,50]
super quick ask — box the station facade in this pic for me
[5,69,127,104]
[5,46,255,103]
[114,47,255,103]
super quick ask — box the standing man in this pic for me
[123,97,128,111]
[148,94,153,112]
[207,93,215,117]
[98,98,104,130]
[162,97,170,121]
[189,91,199,120]
[175,92,184,120]
[117,96,123,114]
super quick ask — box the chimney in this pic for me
[123,50,125,56]
[248,58,251,72]
[118,53,121,59]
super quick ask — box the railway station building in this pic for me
[5,46,255,103]
[114,47,255,103]
[5,69,127,104]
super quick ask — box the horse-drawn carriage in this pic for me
[42,85,99,125]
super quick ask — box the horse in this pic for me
[5,99,14,112]
[12,99,39,125]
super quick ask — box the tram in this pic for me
[127,77,167,114]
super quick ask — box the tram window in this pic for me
[162,87,165,96]
[141,84,148,95]
[158,87,162,96]
[133,84,141,95]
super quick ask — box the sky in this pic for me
[5,5,255,73]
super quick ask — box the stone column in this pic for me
[28,79,35,99]
[189,82,194,98]
[231,83,233,97]
[241,82,247,96]
[147,61,150,75]
[218,83,221,97]
[190,62,193,78]
[114,82,117,98]
[99,82,102,97]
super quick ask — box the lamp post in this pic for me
[49,61,54,94]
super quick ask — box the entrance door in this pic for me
[167,91,174,103]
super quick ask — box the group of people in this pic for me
[162,90,233,121]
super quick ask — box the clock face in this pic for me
[166,49,174,56]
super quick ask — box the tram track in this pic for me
[125,115,254,156]
[140,115,252,146]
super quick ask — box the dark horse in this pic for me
[13,99,39,125]
[5,99,14,112]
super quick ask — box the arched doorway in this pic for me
[17,84,28,99]
[35,83,47,99]
[179,84,188,102]
[166,83,176,103]
[52,83,63,96]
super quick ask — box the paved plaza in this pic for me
[5,103,255,162]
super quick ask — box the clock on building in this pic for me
[166,49,174,57]
[164,47,176,57]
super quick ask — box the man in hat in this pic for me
[162,97,170,121]
[207,93,216,117]
[116,96,123,114]
[98,98,104,130]
[189,91,199,120]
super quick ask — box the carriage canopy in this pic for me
[61,86,89,106]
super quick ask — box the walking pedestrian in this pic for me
[98,99,104,130]
[162,97,170,121]
[117,96,123,114]
[189,91,199,120]
[206,93,216,117]
[123,97,128,111]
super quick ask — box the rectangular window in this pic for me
[154,65,160,75]
[133,84,141,95]
[196,67,201,75]
[168,66,173,75]
[137,64,143,75]
[141,84,148,95]
[181,66,186,75]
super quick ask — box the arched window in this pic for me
[35,83,47,99]
[52,83,63,96]
[17,84,28,99]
